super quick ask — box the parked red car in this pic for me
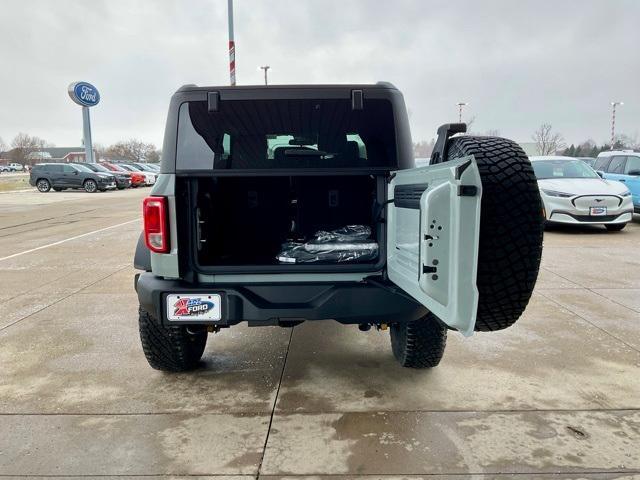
[100,162,146,187]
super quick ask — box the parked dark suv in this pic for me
[134,83,544,372]
[30,163,117,192]
[71,162,131,189]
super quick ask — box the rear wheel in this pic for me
[36,179,51,192]
[446,136,544,332]
[606,223,626,232]
[138,307,207,372]
[390,313,447,368]
[83,179,97,193]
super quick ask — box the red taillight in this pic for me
[143,196,169,253]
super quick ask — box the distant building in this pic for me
[4,147,97,165]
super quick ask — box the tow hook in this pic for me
[377,323,389,331]
[206,325,220,334]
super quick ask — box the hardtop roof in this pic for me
[175,82,398,94]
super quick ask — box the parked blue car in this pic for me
[595,151,640,213]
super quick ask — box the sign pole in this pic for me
[68,81,100,162]
[228,0,236,86]
[82,106,94,163]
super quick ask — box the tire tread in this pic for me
[447,136,544,331]
[138,307,207,372]
[390,313,447,368]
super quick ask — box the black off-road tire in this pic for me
[605,223,626,232]
[138,307,208,372]
[390,313,447,368]
[446,136,544,332]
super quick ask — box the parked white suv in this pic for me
[531,156,633,231]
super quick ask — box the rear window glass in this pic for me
[177,98,396,169]
[532,160,599,179]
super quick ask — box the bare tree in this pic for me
[532,124,566,156]
[10,133,49,165]
[146,149,161,163]
[485,129,501,137]
[104,139,159,162]
[465,115,476,131]
[0,136,7,154]
[616,133,640,150]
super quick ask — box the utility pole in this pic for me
[227,0,236,86]
[260,65,270,85]
[456,102,468,123]
[610,101,623,150]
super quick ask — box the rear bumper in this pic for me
[134,272,425,326]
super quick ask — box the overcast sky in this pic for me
[1,0,638,149]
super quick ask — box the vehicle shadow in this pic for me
[544,223,612,235]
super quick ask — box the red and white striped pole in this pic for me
[228,0,236,86]
[610,101,623,150]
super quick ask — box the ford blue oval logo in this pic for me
[68,81,100,107]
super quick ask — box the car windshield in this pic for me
[119,164,140,172]
[73,164,94,172]
[104,163,126,172]
[135,164,156,172]
[89,163,111,173]
[532,160,599,179]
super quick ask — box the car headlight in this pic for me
[542,189,573,198]
[621,191,631,197]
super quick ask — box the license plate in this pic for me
[590,206,607,216]
[166,294,222,321]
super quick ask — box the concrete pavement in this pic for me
[0,187,639,478]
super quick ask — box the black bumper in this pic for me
[116,177,131,188]
[134,272,426,326]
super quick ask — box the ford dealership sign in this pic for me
[68,81,100,107]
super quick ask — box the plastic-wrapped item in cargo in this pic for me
[277,225,378,264]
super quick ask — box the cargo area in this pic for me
[186,174,384,269]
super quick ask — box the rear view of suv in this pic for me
[30,163,116,192]
[134,83,544,372]
[595,150,640,213]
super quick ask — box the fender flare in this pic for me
[133,232,151,271]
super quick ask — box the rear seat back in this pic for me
[214,177,291,262]
[294,176,374,235]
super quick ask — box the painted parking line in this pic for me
[0,218,139,262]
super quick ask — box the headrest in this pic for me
[345,141,360,159]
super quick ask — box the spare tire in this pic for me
[446,136,544,331]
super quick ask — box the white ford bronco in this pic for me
[134,83,543,371]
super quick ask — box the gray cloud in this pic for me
[0,0,638,148]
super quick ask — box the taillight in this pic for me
[143,196,169,253]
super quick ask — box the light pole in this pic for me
[610,101,623,149]
[227,0,236,86]
[456,102,468,123]
[260,65,270,85]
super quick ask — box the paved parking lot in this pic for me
[1,187,639,478]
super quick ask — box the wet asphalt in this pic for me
[0,187,639,478]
